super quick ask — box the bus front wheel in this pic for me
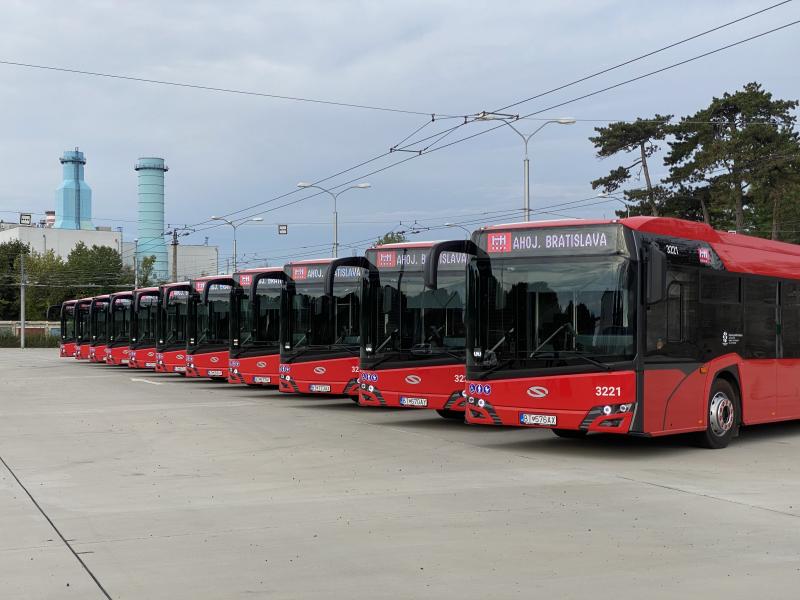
[697,378,740,449]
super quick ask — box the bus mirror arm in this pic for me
[323,257,378,296]
[645,242,667,305]
[424,240,483,289]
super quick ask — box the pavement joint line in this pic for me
[129,377,163,385]
[617,474,800,519]
[0,454,114,599]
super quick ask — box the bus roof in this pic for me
[192,274,233,282]
[161,281,190,290]
[370,240,447,250]
[481,217,800,281]
[284,258,334,267]
[234,267,283,275]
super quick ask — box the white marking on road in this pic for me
[130,378,163,386]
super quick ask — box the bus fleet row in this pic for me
[59,217,800,448]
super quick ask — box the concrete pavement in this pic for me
[1,349,799,599]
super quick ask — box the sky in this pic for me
[0,0,797,273]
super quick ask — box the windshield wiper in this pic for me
[477,358,517,380]
[530,323,574,356]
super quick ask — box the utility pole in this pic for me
[20,252,26,349]
[134,238,139,288]
[171,228,179,282]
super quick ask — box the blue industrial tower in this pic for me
[54,148,93,230]
[135,157,169,281]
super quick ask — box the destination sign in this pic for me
[479,225,626,257]
[287,263,363,283]
[367,248,468,271]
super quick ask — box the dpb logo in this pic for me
[313,366,327,375]
[405,374,422,385]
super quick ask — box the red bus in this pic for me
[228,268,285,386]
[278,259,361,397]
[87,295,111,362]
[357,241,470,419]
[105,291,133,366]
[73,298,92,359]
[461,216,800,448]
[156,282,191,375]
[186,275,234,380]
[128,287,160,369]
[59,300,77,358]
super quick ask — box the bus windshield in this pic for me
[368,270,465,361]
[62,305,76,341]
[195,285,231,346]
[238,281,281,349]
[163,289,189,346]
[91,301,109,343]
[76,304,91,342]
[286,279,361,351]
[135,295,159,344]
[110,298,131,342]
[468,256,635,374]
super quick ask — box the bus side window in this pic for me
[782,282,800,358]
[743,278,777,359]
[666,282,683,342]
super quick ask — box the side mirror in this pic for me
[646,242,667,305]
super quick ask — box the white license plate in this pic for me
[208,370,223,377]
[309,384,331,392]
[120,359,129,364]
[145,362,156,368]
[253,376,271,383]
[400,397,428,407]
[520,413,557,426]
[173,366,186,372]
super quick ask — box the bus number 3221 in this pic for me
[595,386,621,397]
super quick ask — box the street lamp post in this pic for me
[297,182,371,257]
[479,114,576,221]
[211,216,264,272]
[597,192,631,218]
[444,222,471,239]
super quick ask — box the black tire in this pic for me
[436,409,464,421]
[551,428,588,439]
[350,395,360,403]
[696,378,740,449]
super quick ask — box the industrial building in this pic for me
[0,147,219,281]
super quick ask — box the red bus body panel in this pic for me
[60,342,76,358]
[359,364,466,412]
[228,354,280,385]
[105,345,130,366]
[88,344,107,363]
[278,356,360,396]
[186,350,229,379]
[75,344,90,360]
[156,349,188,374]
[128,347,157,369]
[465,371,637,433]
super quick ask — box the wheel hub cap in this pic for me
[709,392,734,437]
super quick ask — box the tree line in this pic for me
[589,82,800,241]
[0,241,157,320]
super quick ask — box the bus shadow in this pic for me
[292,401,408,413]
[738,420,800,445]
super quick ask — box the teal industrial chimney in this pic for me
[135,157,169,281]
[55,148,93,230]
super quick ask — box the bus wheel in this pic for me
[436,409,464,421]
[697,379,739,449]
[551,429,587,439]
[350,396,360,403]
